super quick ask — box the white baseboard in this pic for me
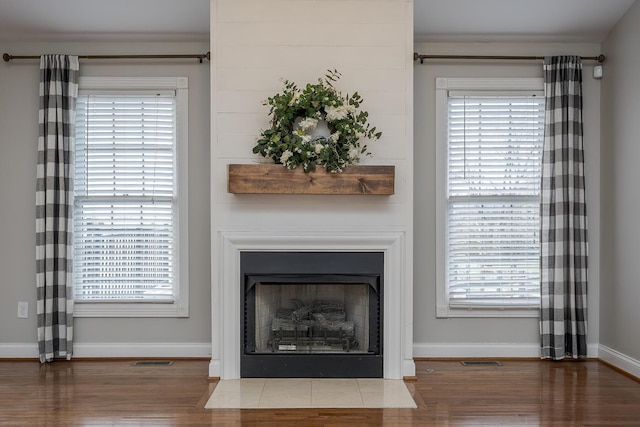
[10,341,629,377]
[209,359,221,378]
[598,345,640,379]
[403,359,416,377]
[0,342,211,359]
[413,343,599,359]
[0,343,39,358]
[413,343,540,358]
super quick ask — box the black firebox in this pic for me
[241,251,383,378]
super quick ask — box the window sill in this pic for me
[73,301,188,318]
[437,305,540,319]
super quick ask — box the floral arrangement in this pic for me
[253,70,382,173]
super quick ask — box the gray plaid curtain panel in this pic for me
[36,55,79,363]
[540,56,589,360]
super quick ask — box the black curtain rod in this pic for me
[414,52,605,64]
[3,52,211,63]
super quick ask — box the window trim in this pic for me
[435,77,543,318]
[73,77,189,318]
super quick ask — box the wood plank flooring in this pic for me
[1,358,639,426]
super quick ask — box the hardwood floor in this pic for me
[1,358,639,426]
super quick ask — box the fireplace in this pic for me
[241,252,383,378]
[211,231,414,380]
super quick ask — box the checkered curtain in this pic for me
[36,55,79,363]
[540,56,589,360]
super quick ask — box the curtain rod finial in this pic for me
[2,53,12,62]
[199,51,211,63]
[597,54,606,63]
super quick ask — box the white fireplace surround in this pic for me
[209,230,415,380]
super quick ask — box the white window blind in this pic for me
[446,94,544,308]
[73,94,177,302]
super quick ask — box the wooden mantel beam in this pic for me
[227,164,395,195]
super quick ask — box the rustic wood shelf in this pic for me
[227,164,395,195]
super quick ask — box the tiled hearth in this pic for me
[205,378,417,409]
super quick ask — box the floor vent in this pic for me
[131,361,174,366]
[460,360,502,366]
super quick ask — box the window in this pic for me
[73,77,189,317]
[435,78,544,317]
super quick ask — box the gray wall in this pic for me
[600,1,640,361]
[0,36,628,360]
[0,42,211,355]
[413,42,601,355]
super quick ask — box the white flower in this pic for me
[280,150,293,163]
[348,147,359,160]
[325,105,349,121]
[298,117,318,131]
[355,131,364,140]
[315,143,324,154]
[327,104,354,121]
[329,131,340,142]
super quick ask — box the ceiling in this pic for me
[0,0,636,43]
[0,0,210,42]
[414,0,637,43]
